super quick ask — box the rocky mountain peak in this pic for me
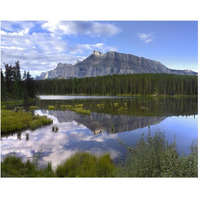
[35,50,197,80]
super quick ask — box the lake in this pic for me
[1,96,198,169]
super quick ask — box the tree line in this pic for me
[1,62,197,99]
[35,73,198,96]
[1,61,36,102]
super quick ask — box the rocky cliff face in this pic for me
[36,51,197,79]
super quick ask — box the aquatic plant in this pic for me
[1,134,197,177]
[114,103,119,107]
[52,126,59,132]
[48,105,55,110]
[29,106,38,110]
[60,104,91,115]
[1,105,7,109]
[1,110,53,134]
[97,104,101,109]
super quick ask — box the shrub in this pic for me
[117,132,198,177]
[56,152,116,177]
[1,155,55,177]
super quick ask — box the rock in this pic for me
[36,51,197,80]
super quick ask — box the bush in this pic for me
[1,152,116,177]
[1,155,55,177]
[56,152,116,177]
[117,131,198,177]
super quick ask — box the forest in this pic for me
[1,62,198,100]
[35,73,198,96]
[1,61,36,102]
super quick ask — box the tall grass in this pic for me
[56,152,116,177]
[1,132,198,177]
[1,155,55,177]
[1,110,53,134]
[1,152,116,177]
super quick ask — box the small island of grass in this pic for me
[1,110,53,134]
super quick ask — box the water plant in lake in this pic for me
[1,133,197,177]
[48,105,55,110]
[1,110,53,134]
[1,105,7,109]
[52,126,59,132]
[29,105,38,110]
[114,103,119,107]
[60,104,91,115]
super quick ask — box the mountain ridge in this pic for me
[36,51,197,80]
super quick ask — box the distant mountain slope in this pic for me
[36,51,197,79]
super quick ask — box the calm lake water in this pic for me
[1,96,198,169]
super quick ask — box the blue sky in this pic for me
[1,21,198,76]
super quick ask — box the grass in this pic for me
[60,104,91,115]
[1,132,198,177]
[1,98,37,107]
[48,105,55,110]
[1,110,53,134]
[1,155,55,177]
[52,126,59,132]
[56,152,116,177]
[1,152,116,177]
[29,105,38,110]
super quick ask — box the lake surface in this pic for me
[1,96,198,169]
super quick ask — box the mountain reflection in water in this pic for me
[41,110,166,134]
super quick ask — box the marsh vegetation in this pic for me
[1,132,197,177]
[1,109,53,134]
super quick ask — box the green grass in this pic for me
[1,152,116,177]
[1,155,55,177]
[1,132,198,177]
[48,105,55,110]
[29,105,38,110]
[1,98,37,107]
[1,110,53,134]
[56,152,116,177]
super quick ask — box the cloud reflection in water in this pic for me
[1,112,121,168]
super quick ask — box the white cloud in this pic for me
[1,21,120,76]
[42,21,121,37]
[69,43,117,55]
[137,32,154,44]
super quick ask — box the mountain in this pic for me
[42,110,166,134]
[36,50,197,79]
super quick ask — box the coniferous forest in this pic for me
[1,61,36,102]
[35,73,197,96]
[1,62,198,99]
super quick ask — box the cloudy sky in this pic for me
[1,21,198,77]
